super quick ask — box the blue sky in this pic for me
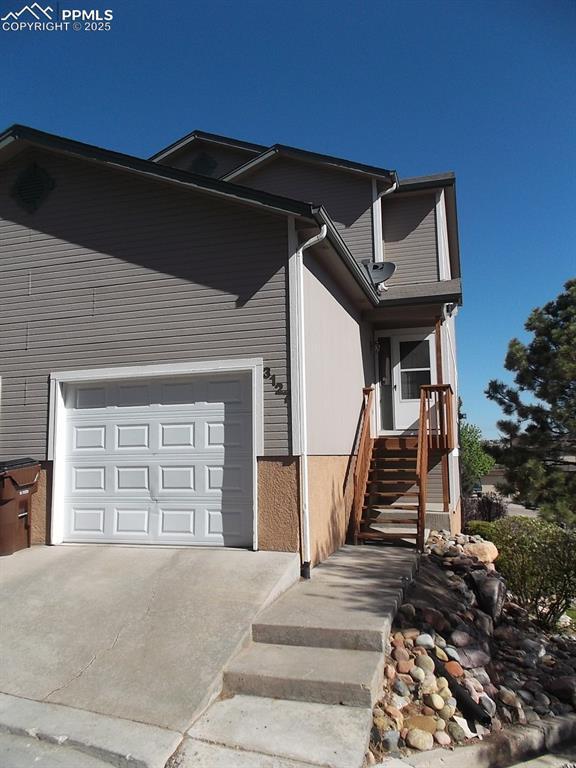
[1,0,574,437]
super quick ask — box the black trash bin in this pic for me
[0,458,41,556]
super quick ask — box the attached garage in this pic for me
[48,360,262,549]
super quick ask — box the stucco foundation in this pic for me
[257,457,300,553]
[308,455,355,566]
[31,463,51,545]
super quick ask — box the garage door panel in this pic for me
[159,506,196,536]
[114,506,151,535]
[61,372,253,547]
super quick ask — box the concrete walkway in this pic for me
[177,545,419,768]
[0,544,299,765]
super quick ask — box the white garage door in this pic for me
[61,372,253,546]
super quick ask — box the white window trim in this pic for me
[371,179,384,263]
[436,190,451,280]
[48,357,264,550]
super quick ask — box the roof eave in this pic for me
[0,124,315,220]
[223,145,397,186]
[312,206,380,307]
[150,130,267,163]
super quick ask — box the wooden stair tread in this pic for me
[368,479,418,484]
[366,490,419,497]
[368,469,418,475]
[362,504,418,512]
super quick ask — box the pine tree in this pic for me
[486,279,576,526]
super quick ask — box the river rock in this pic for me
[545,676,576,704]
[463,541,498,563]
[474,611,494,636]
[416,633,435,649]
[415,654,435,673]
[393,647,410,662]
[517,689,534,706]
[468,571,506,621]
[439,704,456,720]
[480,694,496,716]
[458,647,491,669]
[434,730,452,746]
[498,687,520,707]
[410,666,425,682]
[421,674,439,694]
[469,667,491,686]
[405,715,438,734]
[447,721,467,744]
[393,678,410,696]
[451,630,473,647]
[381,730,400,751]
[445,660,464,677]
[391,693,410,710]
[406,728,434,751]
[436,676,449,691]
[397,659,415,674]
[424,693,444,711]
[399,603,416,620]
[445,646,461,662]
[435,647,448,661]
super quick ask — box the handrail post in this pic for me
[351,387,375,544]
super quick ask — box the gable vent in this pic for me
[190,151,218,176]
[12,163,56,213]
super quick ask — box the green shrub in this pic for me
[465,520,495,540]
[487,517,576,629]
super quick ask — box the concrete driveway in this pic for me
[0,545,298,733]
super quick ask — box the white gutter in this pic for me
[295,224,327,577]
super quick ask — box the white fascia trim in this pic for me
[224,148,277,181]
[48,357,264,549]
[152,136,260,163]
[371,179,384,263]
[287,217,302,456]
[436,190,451,280]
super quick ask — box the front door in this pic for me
[376,330,436,432]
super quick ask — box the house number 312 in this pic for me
[263,367,289,403]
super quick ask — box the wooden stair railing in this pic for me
[416,384,454,549]
[352,383,454,550]
[351,387,374,545]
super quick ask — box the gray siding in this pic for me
[382,194,439,285]
[239,158,375,263]
[0,150,291,459]
[159,144,256,178]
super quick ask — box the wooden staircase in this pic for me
[358,435,421,547]
[351,385,454,551]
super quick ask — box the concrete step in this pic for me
[223,642,383,707]
[252,545,417,652]
[0,692,181,768]
[187,695,372,768]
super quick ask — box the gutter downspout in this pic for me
[375,181,397,291]
[296,224,327,579]
[378,180,398,199]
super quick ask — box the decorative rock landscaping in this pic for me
[368,529,576,764]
